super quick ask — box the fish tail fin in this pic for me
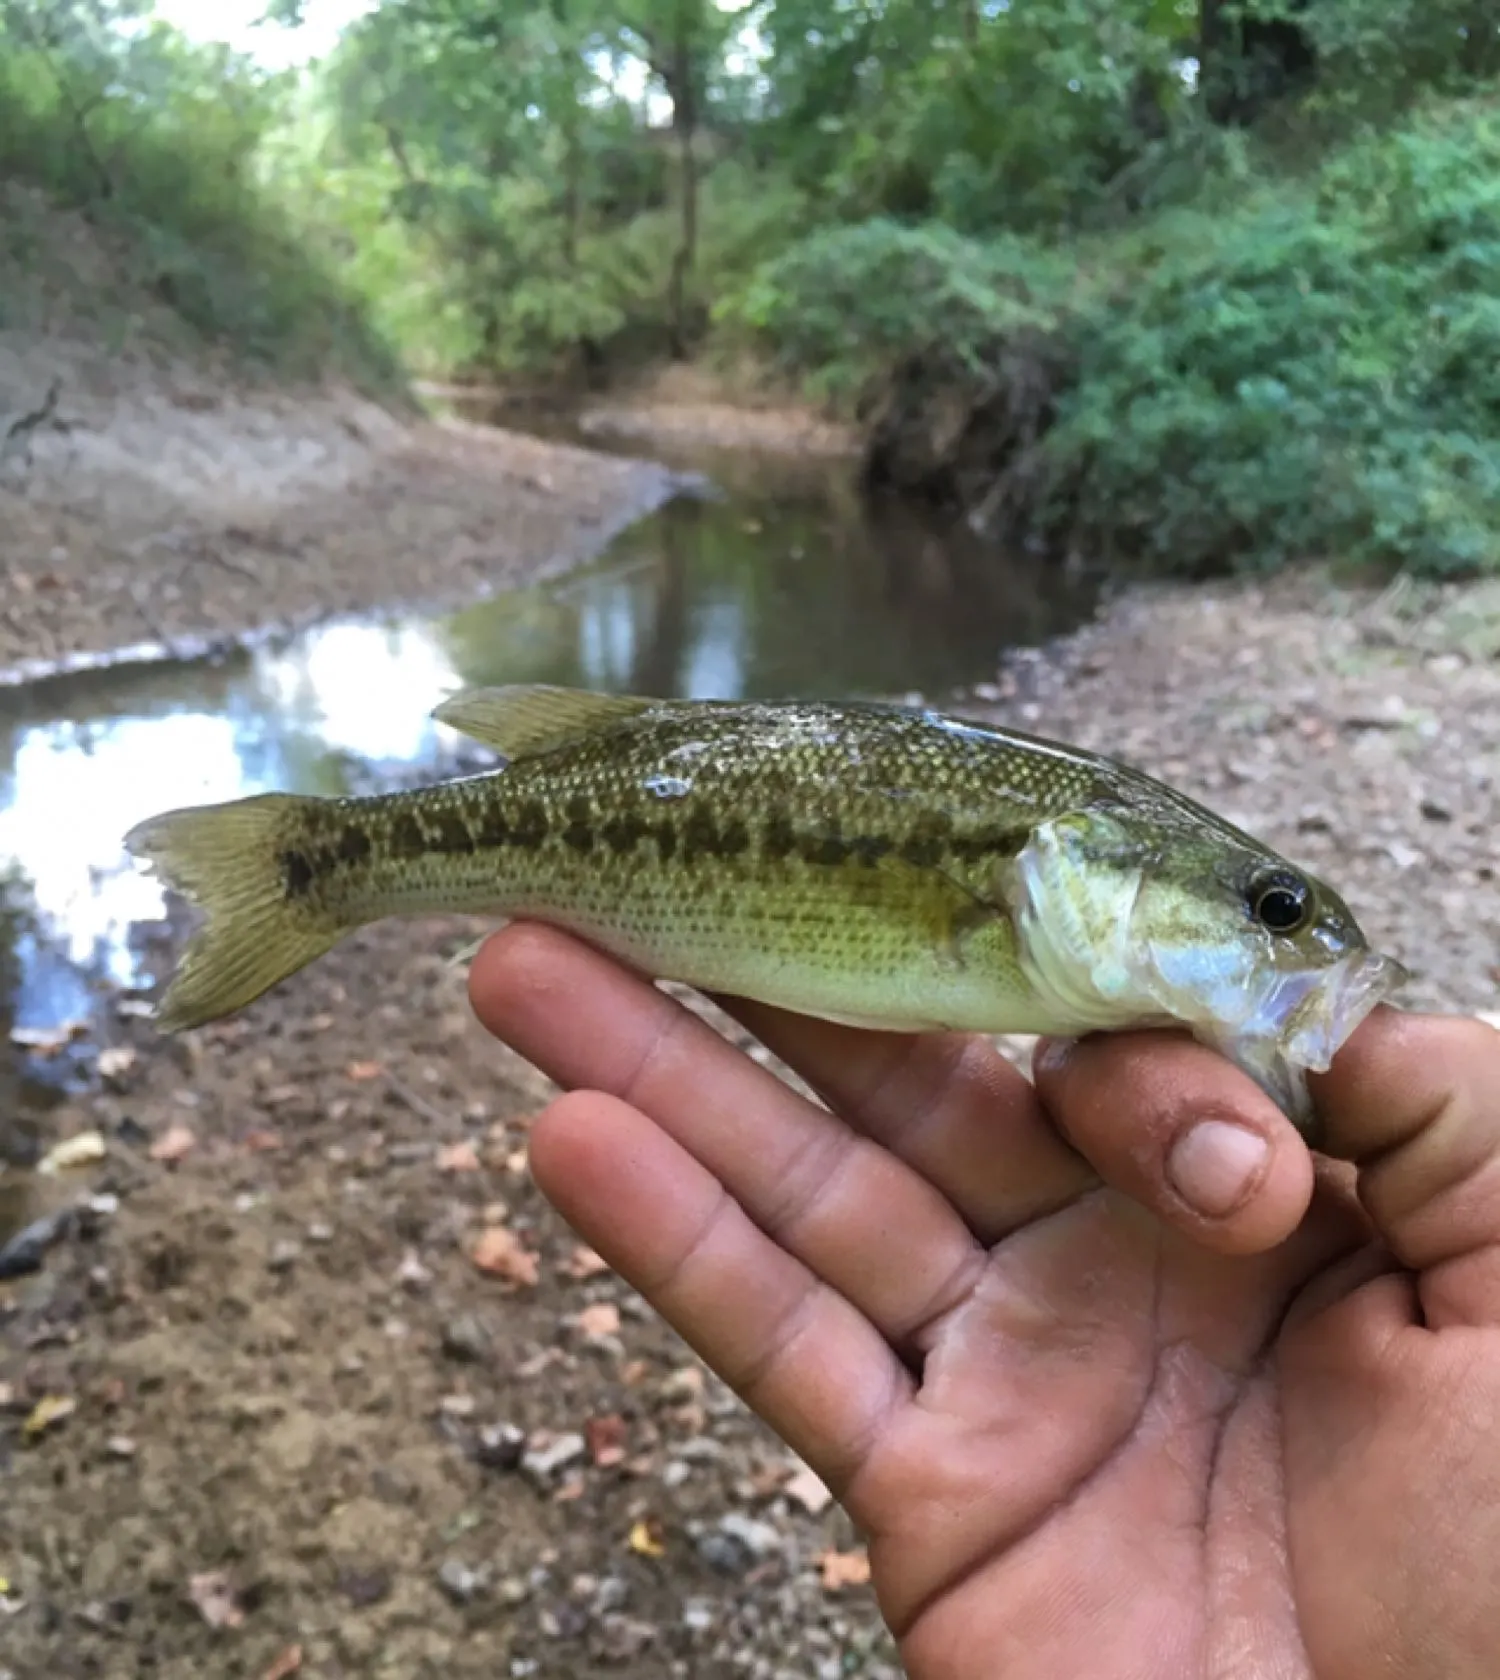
[125,794,345,1032]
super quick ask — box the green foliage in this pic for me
[0,0,400,384]
[5,0,1500,575]
[1046,102,1500,575]
[721,219,1073,403]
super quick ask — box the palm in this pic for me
[469,926,1500,1680]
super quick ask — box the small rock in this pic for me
[437,1559,487,1605]
[681,1597,715,1632]
[717,1513,783,1561]
[537,1601,588,1639]
[306,1222,335,1245]
[105,1435,137,1458]
[0,1209,73,1280]
[338,1567,391,1608]
[1419,796,1453,822]
[395,1250,432,1291]
[594,1613,656,1659]
[694,1532,749,1574]
[441,1314,491,1363]
[590,1575,629,1614]
[267,1240,301,1273]
[496,1575,531,1606]
[522,1432,587,1485]
[476,1422,526,1471]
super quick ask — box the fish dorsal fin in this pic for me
[432,685,656,761]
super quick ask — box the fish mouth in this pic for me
[1266,948,1410,1073]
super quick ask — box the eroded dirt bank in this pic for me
[1,331,677,685]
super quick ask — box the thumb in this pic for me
[1310,1007,1500,1330]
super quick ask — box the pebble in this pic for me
[717,1513,783,1560]
[436,1559,487,1605]
[521,1431,586,1485]
[441,1314,491,1363]
[682,1598,716,1632]
[266,1239,301,1272]
[475,1421,526,1471]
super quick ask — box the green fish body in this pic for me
[124,686,1406,1131]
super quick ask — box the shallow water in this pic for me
[0,440,1094,1043]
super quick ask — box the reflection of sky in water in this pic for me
[0,479,1091,1030]
[0,622,469,1027]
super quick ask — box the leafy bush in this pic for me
[1048,101,1500,575]
[720,219,1075,405]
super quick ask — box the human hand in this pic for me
[469,924,1500,1679]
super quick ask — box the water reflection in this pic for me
[0,457,1093,1032]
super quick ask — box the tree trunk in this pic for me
[662,4,700,359]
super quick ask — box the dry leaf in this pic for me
[628,1518,666,1557]
[784,1465,833,1515]
[575,1302,621,1340]
[37,1130,106,1174]
[262,1646,303,1680]
[23,1395,76,1439]
[436,1141,481,1173]
[562,1245,610,1279]
[470,1226,539,1286]
[818,1548,871,1592]
[345,1059,385,1081]
[149,1124,197,1164]
[188,1571,244,1629]
[585,1413,628,1467]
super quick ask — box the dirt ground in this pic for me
[3,562,1495,1680]
[2,186,1497,1680]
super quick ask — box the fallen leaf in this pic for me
[188,1571,244,1628]
[817,1548,871,1592]
[562,1245,610,1279]
[149,1124,197,1164]
[97,1046,137,1082]
[628,1518,666,1557]
[585,1413,628,1466]
[575,1302,621,1340]
[470,1226,539,1286]
[262,1646,303,1680]
[436,1141,481,1173]
[346,1059,385,1081]
[23,1395,76,1439]
[37,1130,106,1174]
[784,1465,833,1515]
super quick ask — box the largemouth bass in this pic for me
[124,685,1406,1131]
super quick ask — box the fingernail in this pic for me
[1167,1121,1270,1217]
[1032,1037,1078,1076]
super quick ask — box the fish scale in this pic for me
[123,684,1405,1130]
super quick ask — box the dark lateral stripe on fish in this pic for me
[279,798,1031,905]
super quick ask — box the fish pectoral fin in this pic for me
[432,685,657,761]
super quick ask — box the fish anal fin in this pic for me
[432,685,656,761]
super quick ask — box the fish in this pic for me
[122,684,1407,1132]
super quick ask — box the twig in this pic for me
[384,1069,456,1132]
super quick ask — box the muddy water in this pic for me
[0,439,1093,1093]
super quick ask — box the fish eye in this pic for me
[1249,871,1313,935]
